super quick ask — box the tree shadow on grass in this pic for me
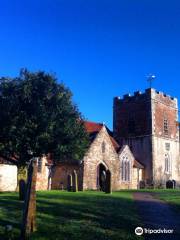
[31,191,142,240]
[0,194,23,239]
[0,191,143,240]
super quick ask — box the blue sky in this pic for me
[0,0,180,129]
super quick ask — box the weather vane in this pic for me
[147,74,156,88]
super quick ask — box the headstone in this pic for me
[19,179,26,201]
[105,170,112,194]
[139,180,145,189]
[166,180,173,189]
[72,170,78,192]
[67,174,73,191]
[21,158,37,239]
[60,182,64,190]
[47,166,52,190]
[172,180,176,189]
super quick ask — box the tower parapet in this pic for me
[114,88,177,107]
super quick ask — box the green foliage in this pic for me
[0,69,89,165]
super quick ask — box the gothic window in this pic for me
[37,158,42,173]
[121,155,131,181]
[102,141,106,153]
[165,153,170,173]
[164,118,169,135]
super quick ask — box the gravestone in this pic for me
[139,180,145,189]
[172,180,176,189]
[166,180,173,189]
[105,170,112,194]
[72,170,78,192]
[21,158,37,239]
[67,174,73,191]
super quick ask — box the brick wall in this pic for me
[153,90,178,139]
[113,89,152,140]
[51,163,83,190]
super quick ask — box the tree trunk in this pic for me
[21,158,37,239]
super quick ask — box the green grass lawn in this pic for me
[0,191,143,240]
[151,189,180,213]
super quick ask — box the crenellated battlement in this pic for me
[114,88,177,106]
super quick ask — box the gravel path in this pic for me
[133,192,180,240]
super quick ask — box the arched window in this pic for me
[121,155,131,181]
[165,153,170,173]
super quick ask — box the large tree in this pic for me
[0,69,89,166]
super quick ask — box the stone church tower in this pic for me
[113,88,180,187]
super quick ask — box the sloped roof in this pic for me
[84,121,103,133]
[84,121,120,151]
[133,159,144,169]
[118,145,144,169]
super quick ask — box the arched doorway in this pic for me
[97,163,111,192]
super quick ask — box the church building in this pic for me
[51,121,144,191]
[113,88,180,188]
[51,87,180,190]
[0,88,179,191]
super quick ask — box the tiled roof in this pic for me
[133,159,144,169]
[84,121,103,133]
[84,121,120,151]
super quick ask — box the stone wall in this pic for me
[0,164,17,191]
[83,126,120,190]
[120,136,152,182]
[50,129,141,191]
[153,136,180,187]
[118,145,142,189]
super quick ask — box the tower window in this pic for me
[164,119,169,135]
